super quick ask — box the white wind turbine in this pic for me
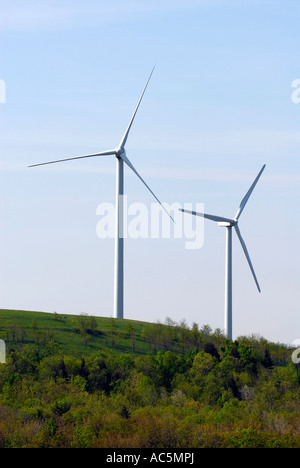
[29,67,172,319]
[180,165,265,339]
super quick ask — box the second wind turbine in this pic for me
[29,67,172,319]
[180,165,265,340]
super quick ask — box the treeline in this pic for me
[0,328,299,448]
[141,319,291,367]
[1,313,293,368]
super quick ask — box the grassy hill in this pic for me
[0,308,293,363]
[0,309,153,357]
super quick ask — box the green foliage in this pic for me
[119,405,131,419]
[51,397,72,416]
[0,309,299,448]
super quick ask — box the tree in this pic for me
[89,316,97,331]
[191,322,201,349]
[126,323,137,352]
[119,405,131,419]
[262,349,274,369]
[39,356,68,381]
[190,352,216,382]
[31,321,40,345]
[58,358,68,380]
[79,357,89,379]
[156,351,187,390]
[82,333,91,347]
[204,342,220,361]
[78,313,89,335]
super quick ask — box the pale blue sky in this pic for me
[0,0,299,344]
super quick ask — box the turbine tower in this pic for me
[180,165,265,339]
[29,67,172,319]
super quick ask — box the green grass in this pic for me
[0,309,154,357]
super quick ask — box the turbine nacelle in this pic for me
[218,220,237,227]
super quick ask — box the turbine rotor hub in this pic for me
[116,147,125,157]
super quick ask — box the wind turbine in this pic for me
[29,67,172,319]
[180,165,265,339]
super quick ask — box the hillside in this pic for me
[0,309,299,448]
[0,309,293,361]
[0,309,154,357]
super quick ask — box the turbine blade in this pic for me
[119,67,155,149]
[28,150,117,168]
[179,208,234,225]
[234,225,261,292]
[235,164,266,220]
[121,153,174,222]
